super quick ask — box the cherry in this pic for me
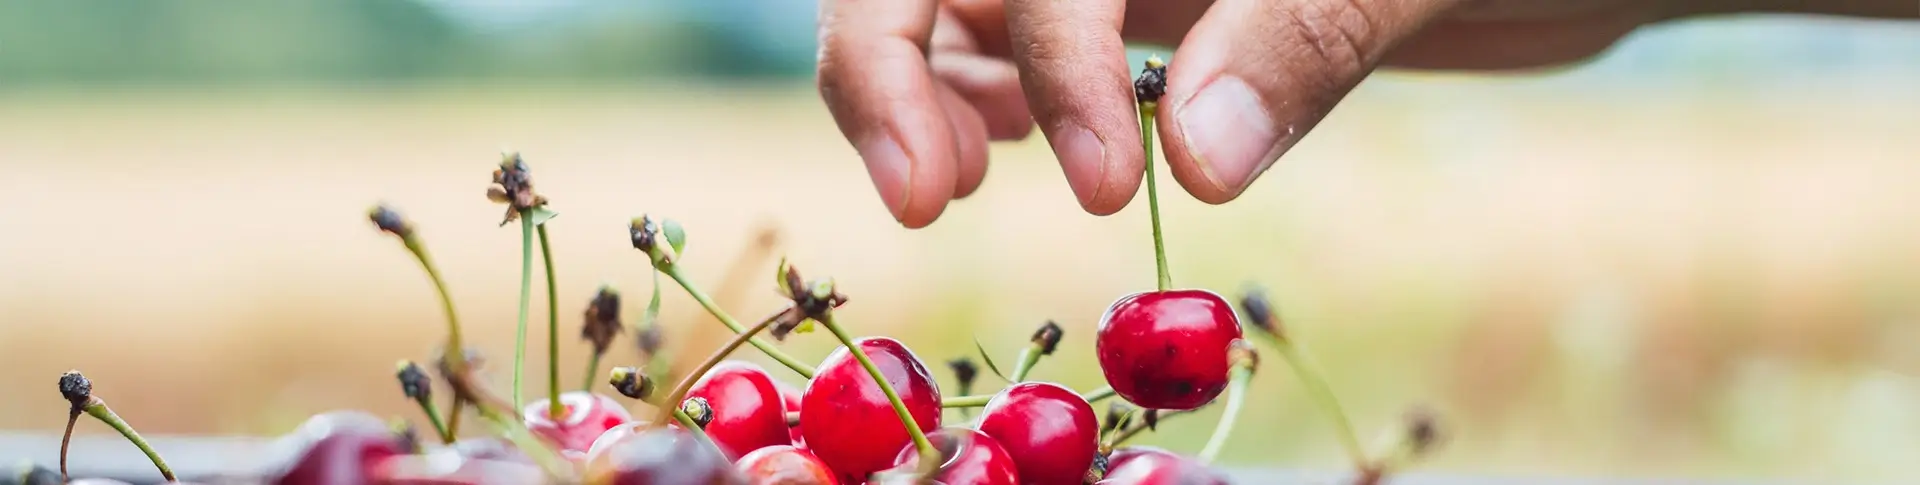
[449,437,535,465]
[734,445,839,485]
[1096,447,1230,485]
[888,427,1018,485]
[800,337,943,479]
[975,382,1097,485]
[774,378,806,446]
[524,391,633,454]
[1095,289,1243,410]
[258,410,413,485]
[367,446,544,485]
[583,427,748,485]
[687,360,793,459]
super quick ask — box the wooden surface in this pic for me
[0,433,1843,485]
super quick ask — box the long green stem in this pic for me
[819,312,937,472]
[402,238,465,369]
[1008,348,1042,383]
[1262,334,1365,466]
[82,402,173,482]
[1140,103,1171,291]
[661,265,817,378]
[1198,366,1253,463]
[581,353,603,393]
[655,308,786,428]
[1084,385,1116,404]
[539,224,561,421]
[513,216,534,410]
[445,399,464,442]
[415,398,453,445]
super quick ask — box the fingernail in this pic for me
[857,134,911,222]
[1048,124,1106,206]
[1177,76,1282,193]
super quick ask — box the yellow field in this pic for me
[1,78,1916,482]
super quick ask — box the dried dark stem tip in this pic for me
[1030,321,1064,356]
[1134,56,1167,104]
[488,152,550,226]
[680,397,715,428]
[947,357,980,419]
[56,371,175,482]
[1102,402,1135,436]
[1357,405,1448,485]
[609,366,654,401]
[396,360,452,444]
[776,261,850,324]
[1143,409,1161,431]
[1085,453,1110,484]
[368,204,413,238]
[582,286,623,359]
[1237,285,1285,341]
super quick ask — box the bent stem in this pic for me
[539,223,562,421]
[1197,366,1253,464]
[1261,333,1365,467]
[59,410,79,480]
[513,215,535,410]
[81,400,174,482]
[654,308,788,428]
[818,311,938,473]
[660,264,817,378]
[1139,96,1171,291]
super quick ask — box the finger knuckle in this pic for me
[1274,0,1376,93]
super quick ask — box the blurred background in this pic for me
[2,1,1917,483]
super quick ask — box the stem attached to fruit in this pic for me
[817,311,939,474]
[672,406,722,453]
[82,400,175,482]
[538,224,562,421]
[417,398,452,445]
[1137,60,1172,292]
[373,206,469,438]
[1084,385,1117,404]
[513,215,535,410]
[1197,365,1253,463]
[653,307,789,429]
[660,264,818,378]
[1100,408,1192,453]
[940,395,991,408]
[478,406,574,480]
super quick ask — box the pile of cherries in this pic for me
[32,58,1441,485]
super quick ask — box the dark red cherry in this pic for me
[1095,289,1243,410]
[584,427,748,485]
[801,337,943,479]
[975,382,1097,485]
[449,437,535,465]
[1096,446,1230,485]
[259,410,412,485]
[368,446,544,485]
[774,378,806,446]
[688,360,794,459]
[735,444,839,485]
[524,391,634,454]
[889,427,1018,485]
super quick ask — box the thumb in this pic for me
[1157,0,1464,203]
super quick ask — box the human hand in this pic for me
[815,0,1915,228]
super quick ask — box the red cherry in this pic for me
[801,337,943,479]
[1096,446,1230,485]
[774,378,806,446]
[975,382,1098,485]
[368,446,544,485]
[1095,289,1243,410]
[734,444,839,485]
[260,410,412,485]
[687,360,794,459]
[889,427,1019,485]
[583,427,748,485]
[524,391,633,454]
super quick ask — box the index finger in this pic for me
[817,0,961,228]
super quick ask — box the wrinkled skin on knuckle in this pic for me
[1273,0,1377,98]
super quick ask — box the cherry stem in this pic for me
[1197,365,1253,464]
[445,399,464,442]
[660,264,818,378]
[414,396,454,445]
[393,231,467,437]
[539,223,562,421]
[817,311,938,473]
[939,385,1114,409]
[654,307,788,430]
[477,405,573,480]
[671,406,724,456]
[77,399,175,482]
[1260,333,1366,467]
[581,352,603,393]
[1007,346,1042,383]
[1101,408,1193,453]
[1139,100,1172,292]
[512,215,534,410]
[59,410,78,481]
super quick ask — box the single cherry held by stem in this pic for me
[801,337,943,478]
[524,391,634,455]
[975,382,1098,485]
[888,427,1019,485]
[734,445,839,485]
[687,360,794,460]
